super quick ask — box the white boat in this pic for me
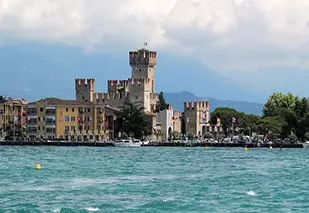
[303,141,309,148]
[113,139,142,147]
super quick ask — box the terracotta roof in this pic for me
[1,98,28,105]
[28,98,94,106]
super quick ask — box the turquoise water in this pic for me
[1,147,309,213]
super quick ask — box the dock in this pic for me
[0,141,304,148]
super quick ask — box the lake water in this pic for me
[1,146,309,212]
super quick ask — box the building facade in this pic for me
[183,101,211,137]
[27,98,106,141]
[158,106,182,140]
[0,96,28,140]
[75,48,160,139]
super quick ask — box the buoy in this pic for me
[270,146,273,150]
[35,162,41,170]
[205,146,208,150]
[244,146,248,151]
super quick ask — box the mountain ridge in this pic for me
[164,91,263,115]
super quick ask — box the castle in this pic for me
[75,48,160,138]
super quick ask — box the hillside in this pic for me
[165,91,263,115]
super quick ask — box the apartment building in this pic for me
[0,96,28,140]
[27,98,106,141]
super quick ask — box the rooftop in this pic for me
[28,98,96,106]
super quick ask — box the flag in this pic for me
[232,117,236,123]
[187,118,190,123]
[77,116,81,121]
[144,42,148,47]
[14,116,18,122]
[113,115,117,120]
[65,116,70,121]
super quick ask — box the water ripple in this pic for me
[1,147,309,212]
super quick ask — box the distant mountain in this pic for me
[165,91,263,115]
[0,43,266,103]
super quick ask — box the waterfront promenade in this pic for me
[0,141,303,148]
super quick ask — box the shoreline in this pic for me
[0,141,304,148]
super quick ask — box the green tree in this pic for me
[203,132,213,139]
[172,131,180,140]
[304,132,309,141]
[263,92,297,117]
[211,108,242,136]
[187,132,194,140]
[156,92,169,112]
[116,100,152,139]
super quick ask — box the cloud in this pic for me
[1,0,309,72]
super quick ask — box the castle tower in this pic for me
[75,78,95,102]
[129,48,157,93]
[183,101,210,137]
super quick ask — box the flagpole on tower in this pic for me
[143,42,148,48]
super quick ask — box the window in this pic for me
[139,69,142,72]
[40,108,43,112]
[66,108,69,112]
[65,126,69,131]
[79,126,83,131]
[82,96,85,100]
[97,126,101,131]
[42,127,45,130]
[72,108,74,112]
[136,96,138,99]
[71,126,75,131]
[97,99,99,103]
[38,126,40,130]
[88,108,90,112]
[71,116,75,122]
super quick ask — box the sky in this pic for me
[0,0,309,102]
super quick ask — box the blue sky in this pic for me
[0,0,309,103]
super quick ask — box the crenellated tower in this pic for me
[75,78,95,102]
[129,48,157,93]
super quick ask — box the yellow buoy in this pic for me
[205,146,208,150]
[35,162,41,170]
[270,146,273,150]
[244,147,248,151]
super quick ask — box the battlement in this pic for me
[129,49,157,67]
[95,92,129,101]
[184,101,209,111]
[128,78,151,85]
[75,78,95,88]
[107,80,118,86]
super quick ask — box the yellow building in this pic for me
[27,98,106,141]
[0,96,28,140]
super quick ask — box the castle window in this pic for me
[136,96,138,100]
[139,69,142,72]
[66,108,68,112]
[97,99,99,103]
[72,108,74,112]
[82,96,85,100]
[88,108,90,112]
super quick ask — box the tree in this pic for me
[156,92,169,112]
[116,100,152,139]
[203,132,213,139]
[187,132,194,140]
[305,132,309,141]
[263,92,297,117]
[172,131,180,140]
[211,108,243,136]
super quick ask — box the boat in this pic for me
[303,141,309,148]
[113,138,142,147]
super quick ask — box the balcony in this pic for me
[28,122,37,126]
[46,110,56,116]
[46,121,56,127]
